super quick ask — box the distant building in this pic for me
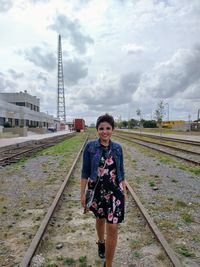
[0,90,40,112]
[0,91,59,129]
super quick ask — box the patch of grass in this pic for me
[192,235,200,243]
[78,256,88,267]
[149,180,155,187]
[175,244,194,257]
[159,156,174,164]
[171,178,178,183]
[181,213,194,223]
[156,218,176,229]
[63,257,76,265]
[56,255,64,261]
[0,196,6,202]
[130,239,140,249]
[133,251,143,258]
[179,165,200,175]
[175,200,187,208]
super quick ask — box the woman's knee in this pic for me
[106,223,118,235]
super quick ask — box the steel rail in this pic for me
[0,134,75,166]
[117,130,200,146]
[115,134,200,165]
[115,133,200,156]
[19,136,88,267]
[126,181,182,267]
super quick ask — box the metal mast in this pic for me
[57,34,66,123]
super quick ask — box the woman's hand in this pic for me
[81,192,86,208]
[80,178,88,211]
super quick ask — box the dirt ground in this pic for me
[0,133,199,267]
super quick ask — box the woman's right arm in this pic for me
[80,142,91,208]
[80,178,88,208]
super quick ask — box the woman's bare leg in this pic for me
[105,223,118,267]
[96,218,106,242]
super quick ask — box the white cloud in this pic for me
[121,43,145,55]
[0,0,200,123]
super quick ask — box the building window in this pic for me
[15,102,25,107]
[0,117,5,126]
[15,119,19,126]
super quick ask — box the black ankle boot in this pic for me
[96,240,105,259]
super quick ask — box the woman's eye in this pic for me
[99,127,111,131]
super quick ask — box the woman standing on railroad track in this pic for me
[80,113,126,267]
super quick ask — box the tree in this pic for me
[154,100,166,126]
[143,120,157,128]
[128,118,138,128]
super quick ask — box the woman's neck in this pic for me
[100,140,110,147]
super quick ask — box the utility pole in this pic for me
[57,34,66,123]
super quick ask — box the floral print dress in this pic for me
[88,145,125,224]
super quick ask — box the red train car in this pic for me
[74,118,85,132]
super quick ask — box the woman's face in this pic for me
[97,122,113,143]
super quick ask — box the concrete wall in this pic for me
[3,127,28,137]
[28,128,46,134]
[172,123,190,131]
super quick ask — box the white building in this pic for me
[0,91,59,129]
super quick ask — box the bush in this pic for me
[3,122,12,128]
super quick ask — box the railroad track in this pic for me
[118,130,200,146]
[19,138,182,267]
[114,133,200,165]
[0,133,75,167]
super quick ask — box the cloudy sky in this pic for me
[0,0,200,124]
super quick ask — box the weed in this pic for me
[149,180,155,187]
[133,251,143,258]
[63,257,76,265]
[171,178,178,183]
[175,200,187,208]
[175,244,194,257]
[181,213,194,223]
[78,256,88,267]
[192,235,200,243]
[130,239,140,249]
[179,165,200,175]
[56,255,64,261]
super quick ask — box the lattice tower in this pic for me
[57,34,66,123]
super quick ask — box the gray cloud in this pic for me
[0,0,13,12]
[0,76,18,93]
[37,72,48,83]
[72,71,140,107]
[8,69,24,79]
[48,14,94,54]
[30,0,50,3]
[140,44,200,98]
[64,58,88,85]
[23,47,56,71]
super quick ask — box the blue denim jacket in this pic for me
[81,138,125,182]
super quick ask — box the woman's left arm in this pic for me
[120,147,127,199]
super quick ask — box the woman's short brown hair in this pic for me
[96,113,115,130]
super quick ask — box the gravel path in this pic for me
[31,158,172,267]
[118,138,200,267]
[0,135,86,267]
